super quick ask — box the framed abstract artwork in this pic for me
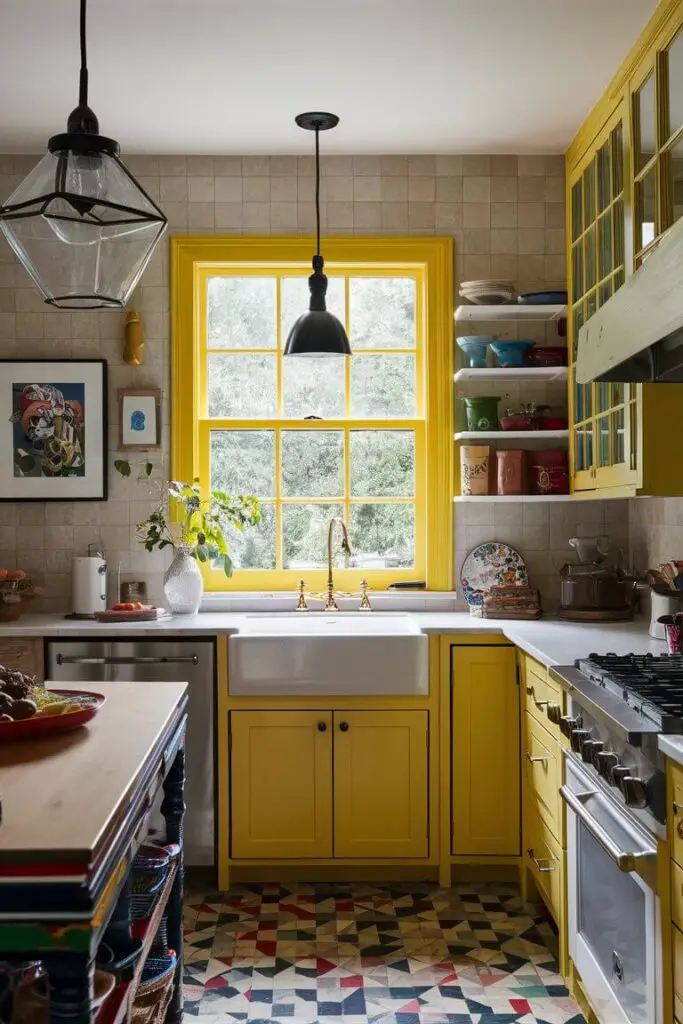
[0,359,107,501]
[118,388,161,450]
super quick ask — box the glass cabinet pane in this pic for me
[667,28,683,141]
[586,291,597,321]
[597,383,611,413]
[599,280,613,307]
[574,380,584,422]
[585,225,597,290]
[572,302,584,361]
[597,141,611,212]
[613,408,625,465]
[572,180,583,242]
[597,415,610,467]
[572,243,584,299]
[575,427,586,472]
[636,73,656,171]
[598,212,612,279]
[611,122,624,196]
[636,168,657,251]
[613,199,624,268]
[583,161,596,225]
[665,136,683,227]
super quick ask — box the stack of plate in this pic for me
[459,280,515,305]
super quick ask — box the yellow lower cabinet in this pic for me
[451,645,520,855]
[675,923,683,1022]
[230,710,333,859]
[333,710,429,858]
[526,803,563,926]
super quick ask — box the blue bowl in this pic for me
[457,336,494,368]
[490,340,535,367]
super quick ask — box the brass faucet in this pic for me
[325,517,352,611]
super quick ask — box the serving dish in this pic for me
[490,340,535,367]
[459,280,515,305]
[456,336,492,368]
[0,689,105,740]
[517,291,568,304]
[460,542,529,607]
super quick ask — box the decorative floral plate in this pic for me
[460,542,529,607]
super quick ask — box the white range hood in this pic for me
[576,214,683,383]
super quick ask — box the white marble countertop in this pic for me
[2,610,668,668]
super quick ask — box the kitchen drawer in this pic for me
[674,860,683,933]
[524,711,562,842]
[526,803,563,927]
[523,655,563,743]
[0,637,43,682]
[674,923,683,1023]
[672,761,683,868]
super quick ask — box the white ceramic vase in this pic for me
[164,545,203,615]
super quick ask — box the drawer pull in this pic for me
[525,752,554,764]
[527,848,556,873]
[674,802,683,815]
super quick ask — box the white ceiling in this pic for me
[0,0,658,155]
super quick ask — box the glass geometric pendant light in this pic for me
[0,0,167,309]
[283,113,351,357]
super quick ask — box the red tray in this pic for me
[0,689,106,741]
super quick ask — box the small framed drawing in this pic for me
[0,358,107,502]
[119,388,161,450]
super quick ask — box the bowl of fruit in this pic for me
[0,666,105,740]
[0,569,42,622]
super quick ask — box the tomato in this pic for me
[112,602,135,611]
[8,569,26,580]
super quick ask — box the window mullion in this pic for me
[344,276,351,417]
[275,428,283,571]
[276,275,283,415]
[343,426,351,528]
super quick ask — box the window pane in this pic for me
[583,161,596,226]
[223,503,276,570]
[351,355,416,416]
[572,243,583,299]
[210,430,275,496]
[636,73,656,172]
[281,276,345,342]
[611,122,624,196]
[283,503,343,568]
[598,212,612,280]
[597,141,611,213]
[282,431,343,497]
[207,277,276,348]
[349,277,416,348]
[282,355,344,417]
[350,430,415,497]
[349,504,414,569]
[571,180,583,242]
[585,225,596,291]
[208,353,277,417]
[636,168,656,251]
[668,28,683,140]
[666,137,683,228]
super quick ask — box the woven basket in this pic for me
[131,955,176,1024]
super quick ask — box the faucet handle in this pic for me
[359,579,372,611]
[296,579,308,611]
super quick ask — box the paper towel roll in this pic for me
[72,556,108,616]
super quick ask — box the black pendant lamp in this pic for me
[0,0,167,310]
[284,113,351,357]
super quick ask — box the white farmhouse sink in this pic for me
[229,613,428,695]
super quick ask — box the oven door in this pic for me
[562,753,660,1024]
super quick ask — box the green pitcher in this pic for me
[462,396,501,431]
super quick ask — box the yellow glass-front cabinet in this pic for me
[567,6,683,497]
[451,644,520,856]
[229,709,429,860]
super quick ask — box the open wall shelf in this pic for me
[455,304,567,323]
[454,366,568,383]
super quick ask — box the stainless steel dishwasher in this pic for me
[47,638,215,867]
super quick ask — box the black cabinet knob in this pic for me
[339,721,349,732]
[317,722,327,732]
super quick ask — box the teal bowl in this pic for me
[457,336,493,368]
[490,340,535,367]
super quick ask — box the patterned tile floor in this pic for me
[182,882,586,1024]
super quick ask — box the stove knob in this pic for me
[581,738,603,764]
[611,765,632,789]
[596,751,620,780]
[621,776,649,809]
[560,716,580,738]
[546,703,562,725]
[570,728,590,753]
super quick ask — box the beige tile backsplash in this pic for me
[0,150,626,612]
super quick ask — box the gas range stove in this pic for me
[550,653,678,833]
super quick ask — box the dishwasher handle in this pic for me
[55,654,199,666]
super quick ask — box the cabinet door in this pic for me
[333,710,428,858]
[452,645,520,855]
[230,711,333,858]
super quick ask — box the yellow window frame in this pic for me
[171,235,453,592]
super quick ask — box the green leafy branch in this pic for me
[114,462,261,577]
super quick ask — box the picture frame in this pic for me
[0,358,107,502]
[118,388,162,451]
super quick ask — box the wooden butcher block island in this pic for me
[0,681,188,1024]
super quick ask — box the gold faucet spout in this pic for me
[325,517,352,611]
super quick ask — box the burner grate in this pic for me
[578,653,683,723]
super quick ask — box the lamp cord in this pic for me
[315,127,321,257]
[79,0,88,107]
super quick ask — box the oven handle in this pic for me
[55,654,199,666]
[560,785,657,873]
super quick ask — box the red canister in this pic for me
[528,449,569,494]
[496,450,526,495]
